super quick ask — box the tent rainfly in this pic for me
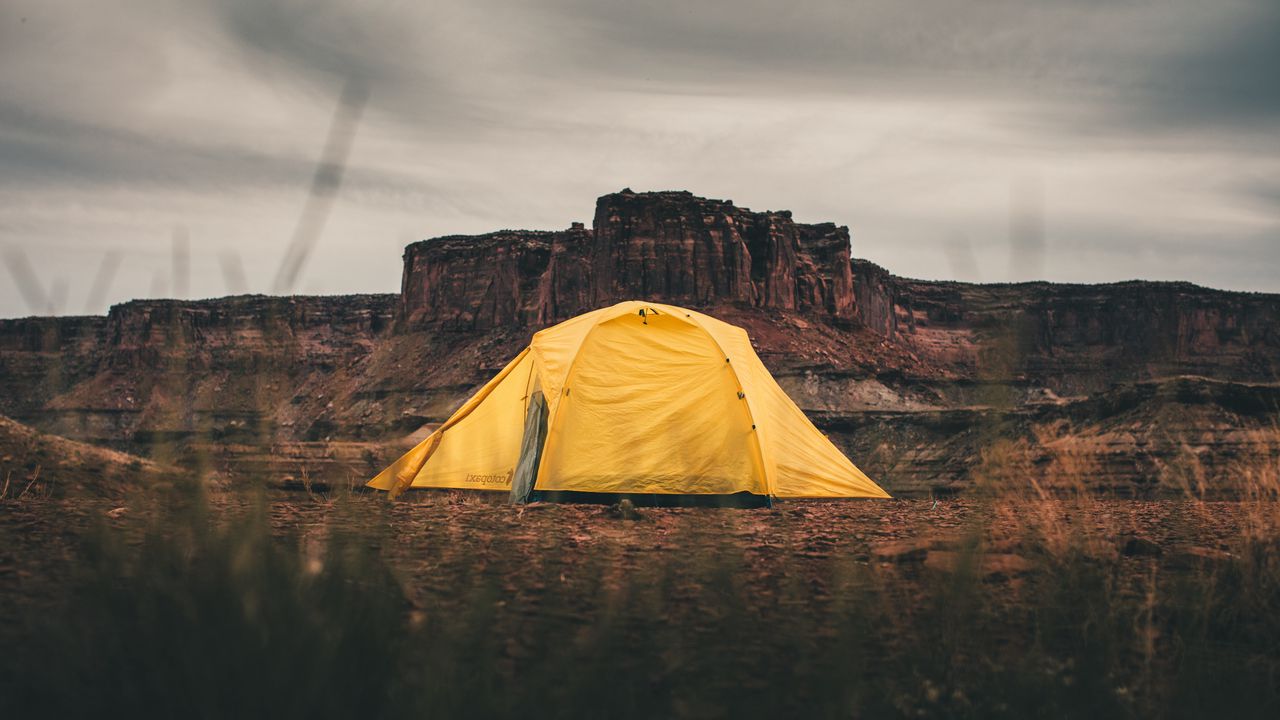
[368,301,890,503]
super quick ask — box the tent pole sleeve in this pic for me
[688,323,775,497]
[531,319,609,486]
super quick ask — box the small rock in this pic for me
[924,550,961,572]
[105,507,128,519]
[607,498,643,521]
[1167,545,1234,569]
[926,550,1033,578]
[1120,535,1162,557]
[982,553,1034,578]
[873,541,929,563]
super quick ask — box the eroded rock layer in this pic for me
[852,259,1280,393]
[399,190,856,331]
[2,190,1278,495]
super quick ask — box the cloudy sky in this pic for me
[1,0,1277,317]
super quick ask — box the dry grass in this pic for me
[1,478,1278,718]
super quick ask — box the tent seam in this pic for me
[532,315,611,487]
[686,318,775,497]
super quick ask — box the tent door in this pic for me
[509,389,548,504]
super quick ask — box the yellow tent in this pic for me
[369,301,889,502]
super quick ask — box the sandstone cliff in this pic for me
[399,190,856,331]
[852,259,1280,393]
[1,190,1277,495]
[1,295,395,463]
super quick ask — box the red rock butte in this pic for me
[2,189,1279,495]
[399,189,856,330]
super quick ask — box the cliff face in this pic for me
[0,315,107,423]
[852,260,1280,393]
[1,295,396,453]
[400,231,553,331]
[2,189,1278,495]
[400,189,1279,391]
[101,294,394,367]
[399,190,856,331]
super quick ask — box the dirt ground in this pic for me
[0,490,1252,626]
[5,487,1278,719]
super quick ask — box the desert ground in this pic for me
[3,481,1277,719]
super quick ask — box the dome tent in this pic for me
[368,301,889,503]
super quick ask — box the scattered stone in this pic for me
[873,540,929,563]
[607,498,643,521]
[925,550,1032,578]
[1120,535,1163,557]
[981,553,1034,578]
[1167,545,1234,569]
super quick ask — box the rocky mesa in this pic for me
[399,189,855,330]
[2,189,1278,495]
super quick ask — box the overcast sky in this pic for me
[2,0,1277,317]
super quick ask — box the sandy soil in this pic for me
[0,490,1253,635]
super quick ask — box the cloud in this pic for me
[0,0,1277,318]
[1142,0,1280,130]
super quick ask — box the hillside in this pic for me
[0,414,175,498]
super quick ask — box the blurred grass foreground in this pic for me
[2,482,1279,719]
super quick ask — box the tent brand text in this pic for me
[466,469,513,486]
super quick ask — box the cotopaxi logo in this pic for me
[465,469,513,486]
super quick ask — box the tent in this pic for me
[368,301,889,503]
